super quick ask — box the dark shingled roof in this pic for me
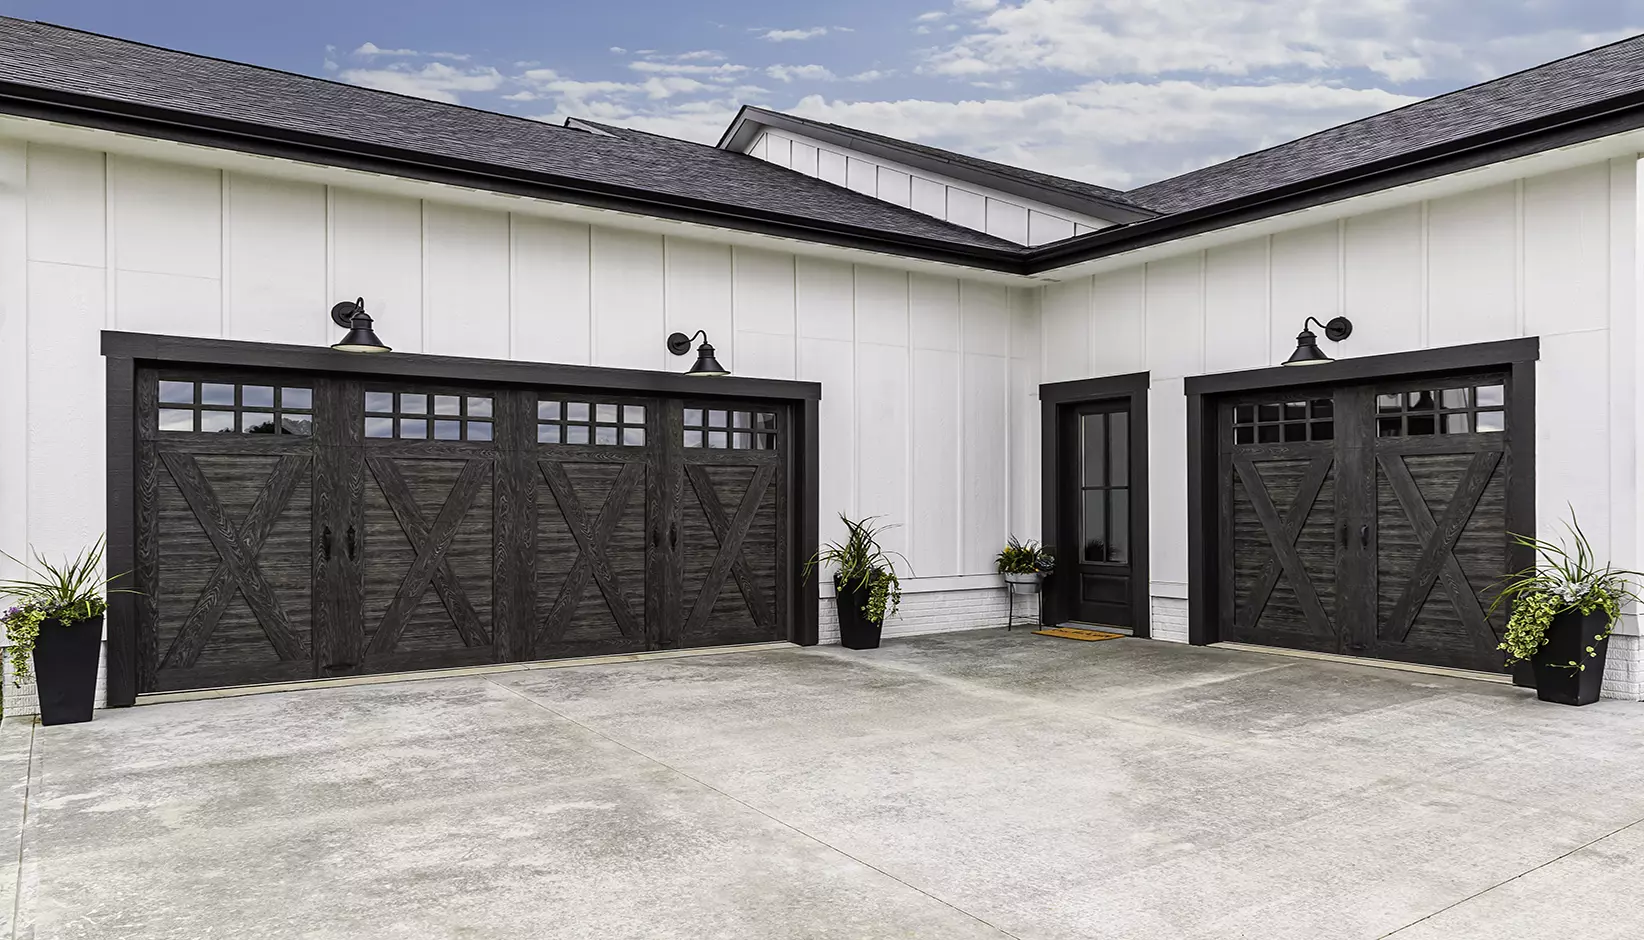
[0,18,1022,254]
[1127,32,1644,213]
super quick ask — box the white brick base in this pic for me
[0,640,108,721]
[1601,633,1643,701]
[818,585,1039,644]
[1150,596,1189,643]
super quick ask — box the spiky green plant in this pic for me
[995,536,1055,575]
[804,514,910,625]
[1488,510,1641,672]
[0,536,129,685]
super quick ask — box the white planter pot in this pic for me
[1003,572,1043,595]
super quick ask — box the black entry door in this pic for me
[1058,400,1136,627]
[135,368,793,693]
[1219,372,1513,672]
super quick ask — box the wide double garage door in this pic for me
[133,367,792,693]
[1218,369,1519,673]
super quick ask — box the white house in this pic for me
[4,18,1644,714]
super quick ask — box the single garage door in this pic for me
[134,369,792,693]
[1218,370,1516,673]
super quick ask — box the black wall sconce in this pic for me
[666,330,729,376]
[1283,316,1352,366]
[330,297,391,353]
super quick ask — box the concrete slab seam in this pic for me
[1375,813,1644,938]
[477,674,1025,940]
[8,720,33,940]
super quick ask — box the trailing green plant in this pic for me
[804,514,910,626]
[1488,511,1641,672]
[995,536,1055,575]
[0,537,127,686]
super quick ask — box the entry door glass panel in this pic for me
[1062,402,1135,628]
[1080,412,1129,563]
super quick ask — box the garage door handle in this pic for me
[670,523,678,550]
[1360,525,1369,547]
[321,525,333,562]
[346,525,357,561]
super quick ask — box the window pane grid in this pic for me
[684,407,777,449]
[158,380,313,436]
[365,390,493,440]
[1232,398,1334,445]
[1373,383,1505,438]
[537,399,647,447]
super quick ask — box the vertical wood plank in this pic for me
[493,388,537,661]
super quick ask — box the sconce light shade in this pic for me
[330,298,391,353]
[667,330,730,376]
[1282,316,1351,367]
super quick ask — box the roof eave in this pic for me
[0,82,1032,274]
[1026,87,1644,275]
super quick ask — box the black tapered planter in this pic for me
[32,615,102,725]
[1530,609,1611,706]
[834,575,884,650]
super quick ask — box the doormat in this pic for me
[1032,627,1125,642]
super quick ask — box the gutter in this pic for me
[0,81,1032,274]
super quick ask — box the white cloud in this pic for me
[351,41,468,62]
[916,11,947,22]
[337,62,505,104]
[628,60,751,80]
[848,70,895,82]
[760,27,832,42]
[766,64,838,82]
[923,0,1642,83]
[788,80,1418,187]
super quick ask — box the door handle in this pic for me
[346,524,357,561]
[1340,524,1348,549]
[321,525,333,562]
[669,523,678,550]
[1360,525,1370,548]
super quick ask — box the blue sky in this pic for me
[5,1,1643,189]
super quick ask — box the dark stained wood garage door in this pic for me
[1219,372,1514,673]
[134,369,792,693]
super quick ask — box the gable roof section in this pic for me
[1128,33,1644,213]
[720,106,1158,224]
[0,19,1025,266]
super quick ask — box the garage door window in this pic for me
[365,390,493,440]
[537,400,646,445]
[682,406,777,450]
[1374,382,1504,437]
[157,380,313,435]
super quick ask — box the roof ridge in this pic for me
[1130,30,1644,196]
[10,17,585,137]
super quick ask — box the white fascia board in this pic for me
[0,114,1041,287]
[1035,127,1644,282]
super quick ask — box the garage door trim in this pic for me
[1182,336,1537,648]
[102,331,822,707]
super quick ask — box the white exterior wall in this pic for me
[750,129,1115,246]
[0,138,1044,715]
[1041,156,1644,699]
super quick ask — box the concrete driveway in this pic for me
[4,631,1643,940]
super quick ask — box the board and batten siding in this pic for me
[1041,157,1644,699]
[0,140,1043,710]
[749,128,1115,247]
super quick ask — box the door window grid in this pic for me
[1231,398,1334,445]
[1375,383,1504,437]
[365,391,494,441]
[683,407,777,450]
[1080,411,1129,564]
[538,400,646,446]
[157,381,314,435]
